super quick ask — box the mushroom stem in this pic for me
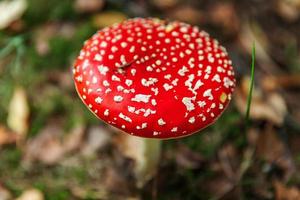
[116,133,162,187]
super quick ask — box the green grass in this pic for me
[245,42,256,126]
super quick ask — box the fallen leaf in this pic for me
[7,86,29,139]
[151,0,178,9]
[102,167,132,195]
[239,21,282,74]
[114,133,161,188]
[274,180,300,200]
[218,144,240,180]
[0,0,27,30]
[206,175,236,199]
[23,125,65,165]
[276,0,300,22]
[209,2,240,35]
[235,77,287,125]
[0,183,11,200]
[256,125,295,180]
[15,189,44,200]
[74,0,104,13]
[0,125,17,146]
[92,12,127,28]
[167,6,203,25]
[262,74,300,91]
[81,126,112,157]
[63,124,85,152]
[23,122,84,165]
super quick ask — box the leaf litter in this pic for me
[0,0,300,199]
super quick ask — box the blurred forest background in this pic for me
[0,0,300,199]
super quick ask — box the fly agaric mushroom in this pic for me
[73,18,235,139]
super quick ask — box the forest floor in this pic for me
[0,0,300,199]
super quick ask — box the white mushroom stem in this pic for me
[115,132,161,188]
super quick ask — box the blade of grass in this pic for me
[236,42,256,197]
[245,42,256,126]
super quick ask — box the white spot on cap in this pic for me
[171,127,178,132]
[98,65,109,75]
[95,97,103,104]
[129,46,135,53]
[119,113,132,123]
[112,75,121,82]
[163,83,173,91]
[223,77,234,88]
[125,79,133,86]
[104,109,109,116]
[94,54,102,61]
[203,89,213,100]
[158,118,166,126]
[111,46,118,52]
[212,74,221,83]
[141,78,158,87]
[103,80,110,87]
[128,106,135,113]
[182,97,195,111]
[198,101,206,108]
[114,96,123,102]
[151,99,157,106]
[141,123,147,128]
[100,41,107,47]
[153,131,159,136]
[188,117,195,124]
[131,94,151,103]
[178,66,189,76]
[92,76,98,84]
[131,69,136,76]
[121,42,127,48]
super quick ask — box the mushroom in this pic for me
[73,18,236,186]
[73,18,236,139]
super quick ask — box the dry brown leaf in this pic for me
[7,86,29,139]
[206,176,236,199]
[276,0,300,22]
[63,124,85,152]
[114,133,161,188]
[151,0,178,9]
[15,189,44,200]
[23,122,84,165]
[102,167,132,195]
[74,0,104,13]
[209,2,240,35]
[235,77,287,125]
[256,126,295,180]
[167,6,203,25]
[92,12,127,28]
[239,21,282,74]
[218,144,240,180]
[0,0,27,30]
[23,125,65,165]
[0,183,11,200]
[274,180,300,200]
[262,74,300,91]
[0,125,17,146]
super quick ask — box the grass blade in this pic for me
[245,42,256,125]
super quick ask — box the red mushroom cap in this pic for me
[73,18,236,139]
